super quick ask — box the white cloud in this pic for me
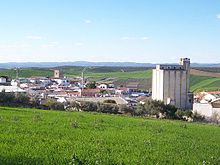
[84,19,92,24]
[120,37,132,40]
[217,14,220,20]
[50,41,59,44]
[75,42,84,46]
[0,44,30,49]
[41,42,59,48]
[0,44,17,49]
[26,35,43,40]
[121,36,150,41]
[141,37,149,40]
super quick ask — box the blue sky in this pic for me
[0,0,220,63]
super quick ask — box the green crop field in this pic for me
[84,70,152,79]
[190,75,220,92]
[0,68,53,78]
[0,107,219,164]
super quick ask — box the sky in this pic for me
[0,0,220,63]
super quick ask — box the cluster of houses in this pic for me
[193,91,220,121]
[0,70,151,106]
[1,62,219,122]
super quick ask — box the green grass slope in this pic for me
[190,75,220,92]
[0,68,53,78]
[0,107,219,164]
[85,70,152,79]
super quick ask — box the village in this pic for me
[0,59,219,122]
[0,69,151,108]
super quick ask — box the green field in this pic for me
[0,68,53,78]
[190,75,220,92]
[1,66,220,92]
[0,107,220,164]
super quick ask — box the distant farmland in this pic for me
[0,107,219,164]
[0,66,220,92]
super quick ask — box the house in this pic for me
[0,76,8,84]
[115,87,129,95]
[193,99,220,121]
[53,78,70,86]
[0,85,26,93]
[39,78,51,85]
[136,96,151,104]
[98,84,108,89]
[126,82,139,92]
[97,83,115,89]
[65,91,81,97]
[81,88,101,97]
[194,91,220,103]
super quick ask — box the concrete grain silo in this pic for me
[152,58,193,109]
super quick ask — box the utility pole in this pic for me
[15,67,19,79]
[14,67,20,96]
[81,67,87,97]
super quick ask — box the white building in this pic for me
[53,79,70,86]
[152,58,193,109]
[0,76,7,84]
[97,83,115,89]
[193,100,220,121]
[0,85,26,93]
[98,84,108,89]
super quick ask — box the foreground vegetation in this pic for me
[0,107,220,164]
[0,90,204,122]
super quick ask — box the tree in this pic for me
[80,101,97,112]
[86,81,96,89]
[119,105,134,115]
[103,99,117,104]
[44,98,65,110]
[67,101,81,111]
[0,90,15,106]
[97,102,119,114]
[14,93,30,106]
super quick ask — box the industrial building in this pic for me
[152,58,193,109]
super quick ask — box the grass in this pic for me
[84,70,152,79]
[190,75,220,92]
[0,68,53,78]
[0,107,220,164]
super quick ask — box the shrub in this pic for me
[67,101,81,111]
[135,100,192,119]
[86,81,96,89]
[119,105,134,114]
[0,90,15,106]
[192,111,206,122]
[44,99,65,110]
[97,102,119,114]
[175,109,193,120]
[103,99,117,104]
[80,101,98,112]
[14,93,30,106]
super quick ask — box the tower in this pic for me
[152,58,193,109]
[180,58,190,92]
[54,70,63,78]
